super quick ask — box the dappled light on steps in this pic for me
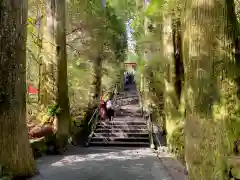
[89,84,150,147]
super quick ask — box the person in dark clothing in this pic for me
[106,97,114,121]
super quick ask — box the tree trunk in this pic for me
[226,0,240,98]
[88,56,102,110]
[55,0,71,151]
[37,1,44,103]
[172,16,184,104]
[40,0,57,105]
[39,0,70,152]
[183,0,235,179]
[162,12,182,148]
[86,1,105,119]
[0,0,36,177]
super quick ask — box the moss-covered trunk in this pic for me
[165,12,185,162]
[38,0,70,151]
[85,1,104,115]
[37,2,44,103]
[89,56,102,110]
[172,16,184,104]
[161,11,184,155]
[145,17,166,133]
[182,0,238,179]
[55,0,71,152]
[40,0,57,105]
[183,0,219,178]
[0,0,36,177]
[226,0,240,97]
[224,0,240,178]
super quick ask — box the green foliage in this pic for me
[168,125,185,162]
[107,0,137,20]
[47,104,60,116]
[105,4,127,60]
[129,0,186,170]
[26,0,127,118]
[24,0,240,178]
[100,3,127,93]
[145,0,165,16]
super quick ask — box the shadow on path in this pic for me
[30,146,180,180]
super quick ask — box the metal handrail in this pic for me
[87,108,99,126]
[139,90,155,149]
[112,84,118,106]
[147,113,155,149]
[85,108,99,146]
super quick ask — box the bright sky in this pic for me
[126,19,135,53]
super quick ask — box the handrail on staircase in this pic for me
[144,108,155,149]
[85,84,119,146]
[87,108,99,127]
[138,90,155,149]
[85,108,99,146]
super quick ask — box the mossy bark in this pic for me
[38,0,70,152]
[88,56,102,110]
[172,16,184,104]
[0,0,36,177]
[224,0,240,177]
[167,10,185,162]
[86,1,105,118]
[55,0,71,152]
[182,0,236,179]
[40,0,57,105]
[161,11,184,155]
[226,0,240,96]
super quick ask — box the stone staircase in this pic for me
[89,117,149,147]
[89,85,150,147]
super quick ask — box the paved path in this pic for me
[30,146,184,180]
[31,84,187,180]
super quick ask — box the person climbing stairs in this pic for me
[89,84,149,147]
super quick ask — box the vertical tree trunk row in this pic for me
[182,0,236,179]
[40,0,57,105]
[55,0,71,152]
[0,0,36,177]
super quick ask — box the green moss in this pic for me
[168,125,185,163]
[0,165,12,180]
[231,166,240,178]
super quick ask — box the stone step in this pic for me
[112,116,144,121]
[96,124,148,129]
[115,101,139,107]
[93,132,149,138]
[101,118,145,122]
[114,112,142,118]
[116,95,139,100]
[99,121,146,126]
[91,137,149,143]
[94,128,148,133]
[89,141,150,147]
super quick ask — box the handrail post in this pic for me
[149,113,155,149]
[84,108,99,146]
[143,104,155,149]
